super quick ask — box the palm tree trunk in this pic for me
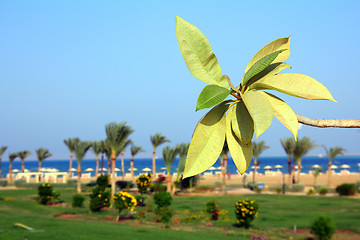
[68,153,73,178]
[292,163,296,184]
[253,159,257,183]
[121,152,125,180]
[130,158,134,179]
[95,156,99,177]
[287,155,292,184]
[38,161,42,182]
[101,154,104,175]
[166,172,171,193]
[222,155,228,193]
[108,159,111,175]
[9,162,13,183]
[77,164,81,193]
[152,150,156,177]
[297,160,301,183]
[0,157,2,177]
[111,152,116,197]
[327,162,332,186]
[21,160,25,173]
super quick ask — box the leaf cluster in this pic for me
[175,16,335,178]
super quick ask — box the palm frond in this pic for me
[150,133,170,150]
[105,122,134,156]
[9,153,18,163]
[64,138,80,152]
[253,141,270,158]
[91,141,102,156]
[0,146,8,156]
[280,138,295,156]
[74,141,91,164]
[36,148,52,162]
[18,150,32,160]
[293,137,317,161]
[131,145,144,157]
[162,146,179,171]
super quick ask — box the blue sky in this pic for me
[1,0,360,160]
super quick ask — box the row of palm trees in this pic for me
[0,147,52,183]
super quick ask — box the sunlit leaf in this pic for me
[245,37,291,74]
[231,101,254,144]
[250,73,337,101]
[226,108,253,174]
[175,16,228,88]
[242,49,288,87]
[196,85,231,111]
[183,102,228,178]
[259,91,298,140]
[242,91,273,138]
[246,62,291,88]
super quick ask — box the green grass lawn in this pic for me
[0,188,359,240]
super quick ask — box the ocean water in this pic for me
[1,156,360,178]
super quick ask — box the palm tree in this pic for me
[323,145,346,186]
[220,141,229,193]
[18,150,32,173]
[73,140,91,193]
[150,133,170,176]
[162,146,179,193]
[8,153,18,183]
[175,143,189,193]
[36,148,52,181]
[64,138,80,178]
[99,140,106,175]
[293,137,317,183]
[313,167,323,185]
[91,141,102,177]
[0,146,8,177]
[105,122,134,196]
[120,140,132,180]
[130,145,144,179]
[280,138,295,184]
[102,141,112,175]
[252,141,270,183]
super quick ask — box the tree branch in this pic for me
[296,114,360,128]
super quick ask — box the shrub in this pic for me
[314,184,326,192]
[154,174,166,184]
[113,191,137,215]
[116,181,134,190]
[136,173,152,194]
[89,186,110,212]
[308,188,317,195]
[135,194,147,207]
[311,216,335,240]
[53,190,62,203]
[72,194,85,208]
[153,191,172,211]
[150,183,166,193]
[355,181,360,192]
[291,183,305,192]
[205,200,219,220]
[134,209,146,222]
[67,179,77,187]
[176,175,200,190]
[194,185,215,192]
[158,207,173,228]
[96,175,109,190]
[235,199,259,228]
[0,179,7,187]
[38,183,54,205]
[336,183,356,196]
[14,179,26,187]
[319,188,329,196]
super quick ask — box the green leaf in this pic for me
[183,102,228,178]
[242,49,288,87]
[245,62,291,88]
[245,37,291,74]
[175,16,228,88]
[226,108,253,174]
[231,101,254,144]
[242,91,273,138]
[196,85,231,111]
[250,73,337,101]
[259,92,298,140]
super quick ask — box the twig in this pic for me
[296,114,360,128]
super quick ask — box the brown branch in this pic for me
[296,114,360,128]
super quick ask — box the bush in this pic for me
[336,183,356,196]
[116,181,134,190]
[194,185,215,192]
[158,207,173,228]
[319,188,329,196]
[154,174,166,184]
[205,200,219,221]
[0,179,7,187]
[89,186,110,212]
[38,183,54,205]
[14,179,26,187]
[153,191,172,211]
[291,183,305,192]
[176,175,199,190]
[113,191,137,215]
[67,179,77,187]
[96,175,109,189]
[235,199,259,228]
[72,194,85,208]
[308,188,317,195]
[150,183,166,193]
[135,194,147,207]
[311,216,335,240]
[136,173,152,194]
[314,184,326,192]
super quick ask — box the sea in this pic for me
[1,155,360,178]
